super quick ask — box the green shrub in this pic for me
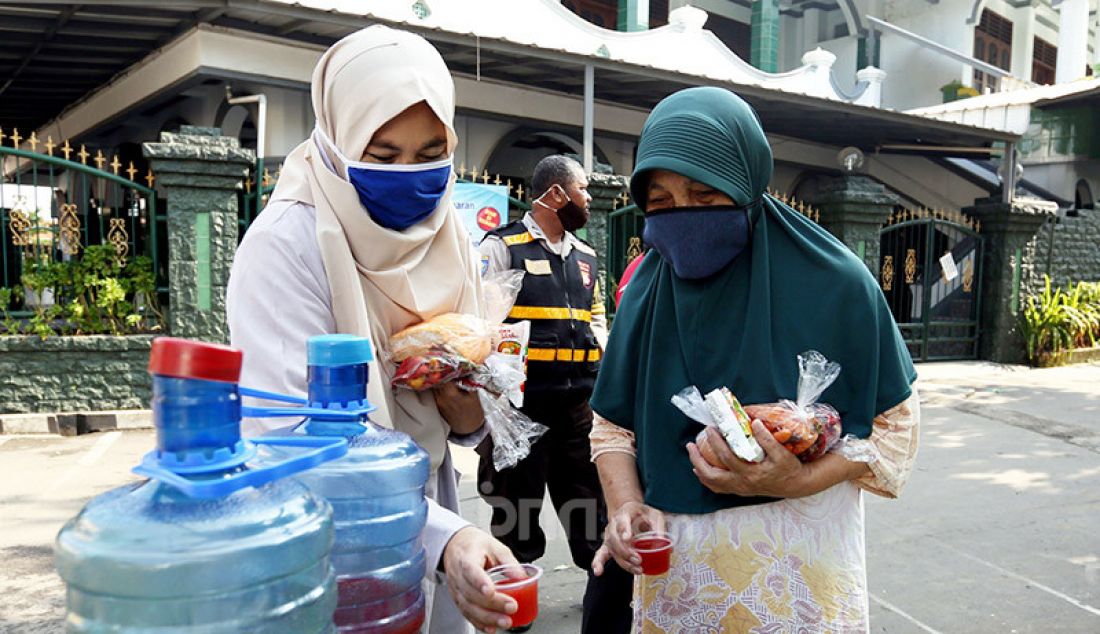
[1020,275,1100,366]
[0,245,163,339]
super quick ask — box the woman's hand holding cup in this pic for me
[593,500,665,576]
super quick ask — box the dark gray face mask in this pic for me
[538,185,589,232]
[642,205,753,280]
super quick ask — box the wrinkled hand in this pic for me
[442,526,519,633]
[433,382,484,435]
[687,422,809,498]
[592,500,665,576]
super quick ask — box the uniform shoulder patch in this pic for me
[503,232,534,246]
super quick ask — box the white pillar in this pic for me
[800,48,837,99]
[1055,0,1089,83]
[854,66,887,108]
[583,64,594,173]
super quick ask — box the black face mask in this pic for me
[557,199,589,232]
[537,185,589,232]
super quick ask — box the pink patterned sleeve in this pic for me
[850,388,921,499]
[590,412,637,461]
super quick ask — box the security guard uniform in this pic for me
[477,214,631,633]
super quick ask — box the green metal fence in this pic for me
[605,203,644,315]
[1,132,163,322]
[238,161,279,239]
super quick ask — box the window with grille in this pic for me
[973,9,1013,93]
[1032,37,1057,85]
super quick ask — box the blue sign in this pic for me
[453,182,508,244]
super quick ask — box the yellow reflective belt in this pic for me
[527,348,602,362]
[503,232,534,246]
[508,306,592,322]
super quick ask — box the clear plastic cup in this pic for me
[632,531,674,575]
[488,563,542,627]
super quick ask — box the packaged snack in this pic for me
[491,321,530,408]
[743,351,842,462]
[671,386,764,464]
[672,351,844,466]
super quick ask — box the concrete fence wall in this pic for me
[0,335,153,416]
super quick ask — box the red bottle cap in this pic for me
[148,337,243,384]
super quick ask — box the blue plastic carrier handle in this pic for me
[238,386,308,405]
[132,436,348,499]
[241,405,368,420]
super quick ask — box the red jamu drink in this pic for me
[335,575,424,634]
[632,531,674,575]
[488,564,542,628]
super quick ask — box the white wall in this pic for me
[877,0,974,110]
[453,115,517,175]
[262,86,313,159]
[768,133,988,211]
[770,162,805,195]
[816,36,860,94]
[1024,159,1100,205]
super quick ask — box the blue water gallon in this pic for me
[294,334,431,634]
[55,337,348,633]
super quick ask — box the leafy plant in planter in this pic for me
[1020,276,1100,366]
[1062,281,1100,349]
[1,245,163,338]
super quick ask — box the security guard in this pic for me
[477,155,631,633]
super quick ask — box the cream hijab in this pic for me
[270,26,482,470]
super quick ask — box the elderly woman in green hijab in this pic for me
[587,86,920,632]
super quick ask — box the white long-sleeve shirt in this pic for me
[226,199,478,631]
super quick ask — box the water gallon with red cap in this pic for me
[54,337,350,633]
[251,334,430,634]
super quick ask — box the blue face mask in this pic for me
[642,205,752,280]
[316,129,452,231]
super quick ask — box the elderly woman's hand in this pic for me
[593,500,665,576]
[687,422,810,498]
[432,382,484,435]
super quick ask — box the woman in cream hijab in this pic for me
[227,26,520,634]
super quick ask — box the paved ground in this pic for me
[2,360,1099,633]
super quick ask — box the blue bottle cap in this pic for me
[308,334,374,367]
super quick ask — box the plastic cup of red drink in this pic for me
[487,563,542,628]
[632,531,674,575]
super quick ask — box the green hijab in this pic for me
[590,87,916,515]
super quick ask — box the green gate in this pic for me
[879,209,983,361]
[606,203,644,314]
[238,162,277,239]
[0,131,163,329]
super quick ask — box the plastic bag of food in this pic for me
[743,350,842,462]
[388,269,544,469]
[393,354,480,391]
[389,270,525,391]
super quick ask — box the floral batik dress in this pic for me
[589,393,920,633]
